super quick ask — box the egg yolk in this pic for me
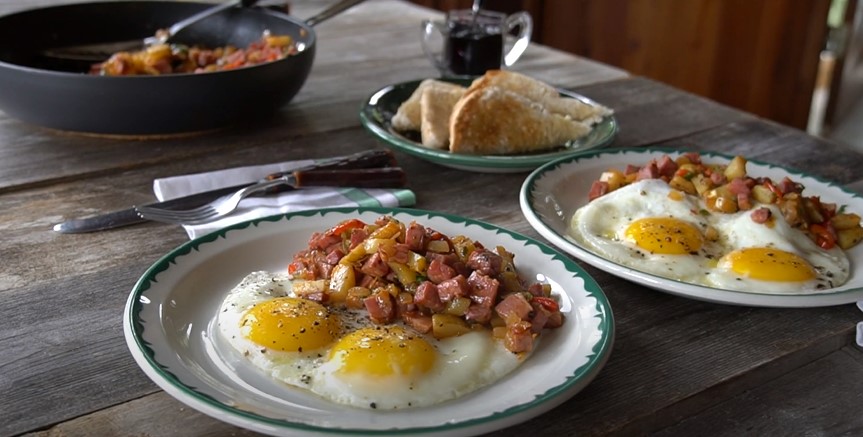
[624,217,703,255]
[241,297,339,352]
[329,326,437,377]
[723,247,816,282]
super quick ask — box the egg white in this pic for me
[570,179,722,283]
[217,271,525,410]
[704,204,850,293]
[569,178,852,294]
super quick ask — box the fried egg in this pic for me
[569,179,723,283]
[217,271,524,410]
[569,178,851,294]
[704,204,849,293]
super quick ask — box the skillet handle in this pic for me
[304,0,367,27]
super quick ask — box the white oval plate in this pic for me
[359,78,618,173]
[124,207,614,436]
[520,147,863,308]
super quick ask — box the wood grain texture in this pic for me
[2,1,862,436]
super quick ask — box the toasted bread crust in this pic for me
[392,79,465,131]
[449,86,591,155]
[419,84,466,149]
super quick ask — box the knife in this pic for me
[52,149,399,233]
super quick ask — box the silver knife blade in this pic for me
[53,149,398,234]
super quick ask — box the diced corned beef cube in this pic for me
[527,283,545,297]
[737,192,752,210]
[504,321,535,353]
[750,206,772,224]
[495,293,533,321]
[427,258,457,283]
[710,171,726,185]
[657,155,679,178]
[390,243,410,264]
[414,281,445,312]
[427,252,459,266]
[683,152,702,164]
[402,311,433,334]
[466,249,503,276]
[624,164,640,175]
[405,222,426,252]
[727,178,751,195]
[360,252,389,277]
[302,292,327,303]
[437,275,469,302]
[325,249,344,265]
[636,161,660,180]
[364,290,395,324]
[315,261,334,279]
[588,180,609,201]
[529,302,550,333]
[779,176,802,194]
[349,228,369,250]
[309,232,341,250]
[467,271,499,308]
[465,304,492,324]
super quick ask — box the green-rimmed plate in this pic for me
[124,207,614,436]
[359,78,618,173]
[520,147,863,307]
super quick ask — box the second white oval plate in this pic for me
[125,207,614,436]
[520,147,863,308]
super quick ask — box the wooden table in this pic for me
[3,1,863,436]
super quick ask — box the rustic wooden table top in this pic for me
[3,1,863,436]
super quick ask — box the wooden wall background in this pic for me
[410,0,833,131]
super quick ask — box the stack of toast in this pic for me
[391,70,612,155]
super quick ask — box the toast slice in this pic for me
[467,69,612,125]
[449,85,592,155]
[419,83,466,149]
[391,79,465,132]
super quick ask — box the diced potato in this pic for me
[706,186,738,213]
[492,326,508,339]
[340,244,367,265]
[398,292,414,306]
[364,238,396,257]
[445,296,471,316]
[599,169,626,191]
[388,261,417,285]
[669,175,696,195]
[293,279,326,295]
[451,235,476,262]
[431,313,471,339]
[406,250,428,273]
[751,184,777,204]
[346,286,371,309]
[368,219,401,239]
[264,35,293,47]
[327,264,355,303]
[427,239,450,253]
[724,155,747,180]
[837,226,863,250]
[691,173,713,196]
[831,213,862,230]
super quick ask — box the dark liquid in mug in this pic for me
[443,24,504,76]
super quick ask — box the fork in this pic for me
[135,167,407,225]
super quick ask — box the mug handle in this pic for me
[503,12,532,67]
[421,19,448,73]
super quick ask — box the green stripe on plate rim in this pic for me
[128,206,614,435]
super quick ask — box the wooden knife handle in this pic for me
[293,167,408,188]
[264,149,397,182]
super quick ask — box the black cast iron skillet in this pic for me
[0,0,361,137]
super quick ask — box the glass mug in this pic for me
[421,9,532,77]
